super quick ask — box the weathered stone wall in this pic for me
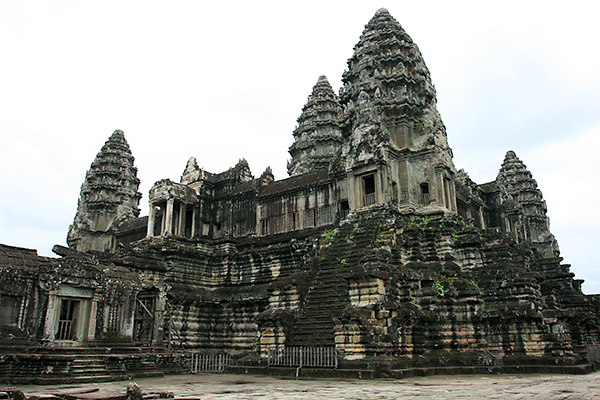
[267,205,600,367]
[120,232,317,354]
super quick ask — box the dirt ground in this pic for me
[8,371,600,400]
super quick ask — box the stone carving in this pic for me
[67,130,141,253]
[288,75,343,176]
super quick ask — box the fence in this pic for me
[267,346,338,368]
[191,353,231,373]
[586,344,600,363]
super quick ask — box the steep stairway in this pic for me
[286,212,382,346]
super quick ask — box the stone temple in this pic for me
[1,9,599,382]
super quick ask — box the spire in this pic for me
[67,130,142,253]
[340,8,452,167]
[288,75,343,176]
[181,156,202,184]
[496,150,559,258]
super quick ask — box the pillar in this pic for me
[178,203,186,236]
[165,199,174,236]
[191,205,197,238]
[147,203,155,237]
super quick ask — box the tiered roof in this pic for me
[288,75,343,176]
[67,130,141,250]
[340,8,452,166]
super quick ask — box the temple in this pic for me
[1,9,598,383]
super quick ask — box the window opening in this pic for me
[363,175,376,206]
[106,304,122,332]
[340,200,350,219]
[56,298,80,340]
[420,182,430,205]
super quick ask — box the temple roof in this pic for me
[260,170,331,197]
[0,243,50,270]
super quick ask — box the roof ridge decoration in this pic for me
[181,156,205,184]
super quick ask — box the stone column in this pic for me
[165,199,174,236]
[450,180,458,212]
[478,206,485,229]
[147,202,155,237]
[191,205,197,238]
[178,203,186,236]
[43,292,59,341]
[87,293,101,341]
[153,289,167,346]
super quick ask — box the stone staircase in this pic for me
[0,345,181,384]
[286,211,382,346]
[69,356,112,383]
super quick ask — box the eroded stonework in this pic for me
[67,130,142,253]
[1,8,599,383]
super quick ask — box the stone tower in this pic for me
[340,8,456,211]
[67,130,142,253]
[495,150,559,258]
[288,75,343,176]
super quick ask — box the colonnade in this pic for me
[147,198,196,238]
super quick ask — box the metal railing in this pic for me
[191,353,231,373]
[267,346,338,368]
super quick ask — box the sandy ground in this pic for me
[7,371,600,400]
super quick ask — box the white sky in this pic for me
[1,1,599,293]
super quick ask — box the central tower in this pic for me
[288,8,458,212]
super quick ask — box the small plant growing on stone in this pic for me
[322,229,335,245]
[340,259,347,266]
[433,281,445,297]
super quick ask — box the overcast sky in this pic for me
[1,1,599,293]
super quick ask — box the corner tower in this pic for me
[495,151,559,258]
[67,130,142,253]
[340,8,456,211]
[288,75,343,176]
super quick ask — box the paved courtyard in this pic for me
[7,372,600,400]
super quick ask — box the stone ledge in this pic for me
[226,363,597,379]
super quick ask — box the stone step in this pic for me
[287,213,383,346]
